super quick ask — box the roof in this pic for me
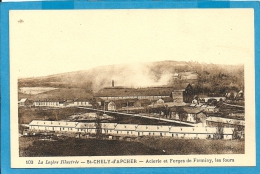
[135,125,170,132]
[95,87,173,97]
[95,83,191,97]
[66,99,75,102]
[169,127,216,134]
[29,120,78,127]
[114,124,138,131]
[19,98,28,102]
[206,106,216,109]
[184,107,203,114]
[34,99,64,102]
[74,98,90,102]
[101,123,117,129]
[206,117,245,126]
[75,123,96,129]
[163,97,174,102]
[172,83,191,91]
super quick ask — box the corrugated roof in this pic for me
[95,87,173,97]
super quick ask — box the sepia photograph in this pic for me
[9,9,255,168]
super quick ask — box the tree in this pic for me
[232,121,244,139]
[90,97,98,109]
[95,112,102,139]
[177,107,187,121]
[214,123,224,139]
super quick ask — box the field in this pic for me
[19,136,244,156]
[18,87,93,101]
[18,107,88,124]
[19,87,58,94]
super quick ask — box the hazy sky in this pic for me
[10,9,254,78]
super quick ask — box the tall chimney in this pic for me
[112,80,114,87]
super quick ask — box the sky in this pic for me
[9,9,254,78]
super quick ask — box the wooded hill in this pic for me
[18,60,244,98]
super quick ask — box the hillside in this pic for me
[18,60,244,99]
[18,61,190,90]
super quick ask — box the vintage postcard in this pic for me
[10,9,255,168]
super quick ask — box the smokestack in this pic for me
[112,80,114,87]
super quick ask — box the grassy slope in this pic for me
[19,88,93,101]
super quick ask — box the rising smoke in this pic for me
[89,62,175,91]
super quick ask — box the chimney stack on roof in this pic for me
[112,80,114,87]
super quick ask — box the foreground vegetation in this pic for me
[137,136,244,155]
[20,136,244,157]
